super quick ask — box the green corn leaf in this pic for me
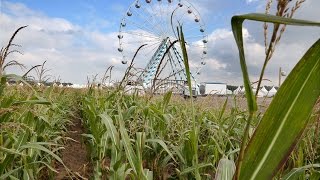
[178,25,200,179]
[118,115,138,175]
[81,134,96,143]
[146,139,176,162]
[179,163,212,175]
[231,13,320,113]
[281,164,320,180]
[9,175,20,180]
[162,91,172,111]
[309,171,320,180]
[231,13,320,180]
[0,76,6,96]
[0,166,23,179]
[239,39,320,179]
[0,161,58,179]
[100,113,119,147]
[0,146,25,156]
[218,97,228,122]
[178,26,192,97]
[19,143,68,171]
[136,132,145,169]
[13,99,51,105]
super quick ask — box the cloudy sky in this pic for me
[0,0,319,85]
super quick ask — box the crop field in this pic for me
[0,82,319,179]
[1,0,320,180]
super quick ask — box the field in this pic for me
[1,82,319,179]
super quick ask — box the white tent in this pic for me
[251,87,265,98]
[233,86,242,95]
[266,86,277,97]
[240,86,246,94]
[260,86,268,96]
[226,89,233,95]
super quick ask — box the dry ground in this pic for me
[55,117,92,180]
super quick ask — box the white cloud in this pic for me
[0,1,125,84]
[194,0,320,85]
[246,0,259,4]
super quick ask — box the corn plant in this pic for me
[0,75,73,179]
[0,26,27,76]
[231,11,320,180]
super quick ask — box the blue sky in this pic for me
[4,0,260,32]
[0,0,319,85]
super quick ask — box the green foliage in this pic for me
[231,13,320,179]
[0,78,76,179]
[240,39,320,180]
[78,87,247,179]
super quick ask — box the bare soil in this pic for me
[55,117,92,180]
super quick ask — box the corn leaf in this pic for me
[178,26,192,97]
[0,76,6,96]
[231,13,320,180]
[162,91,172,111]
[118,115,138,175]
[13,99,51,105]
[281,164,320,180]
[179,163,212,175]
[239,39,320,179]
[100,113,119,147]
[0,146,25,156]
[19,143,67,171]
[146,139,176,162]
[231,13,320,112]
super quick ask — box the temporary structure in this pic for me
[266,86,277,97]
[260,86,268,95]
[233,86,242,95]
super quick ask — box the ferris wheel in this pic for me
[118,0,208,88]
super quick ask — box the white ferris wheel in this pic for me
[118,0,208,89]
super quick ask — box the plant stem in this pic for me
[255,24,280,98]
[234,112,254,180]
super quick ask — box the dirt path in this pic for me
[55,117,92,180]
